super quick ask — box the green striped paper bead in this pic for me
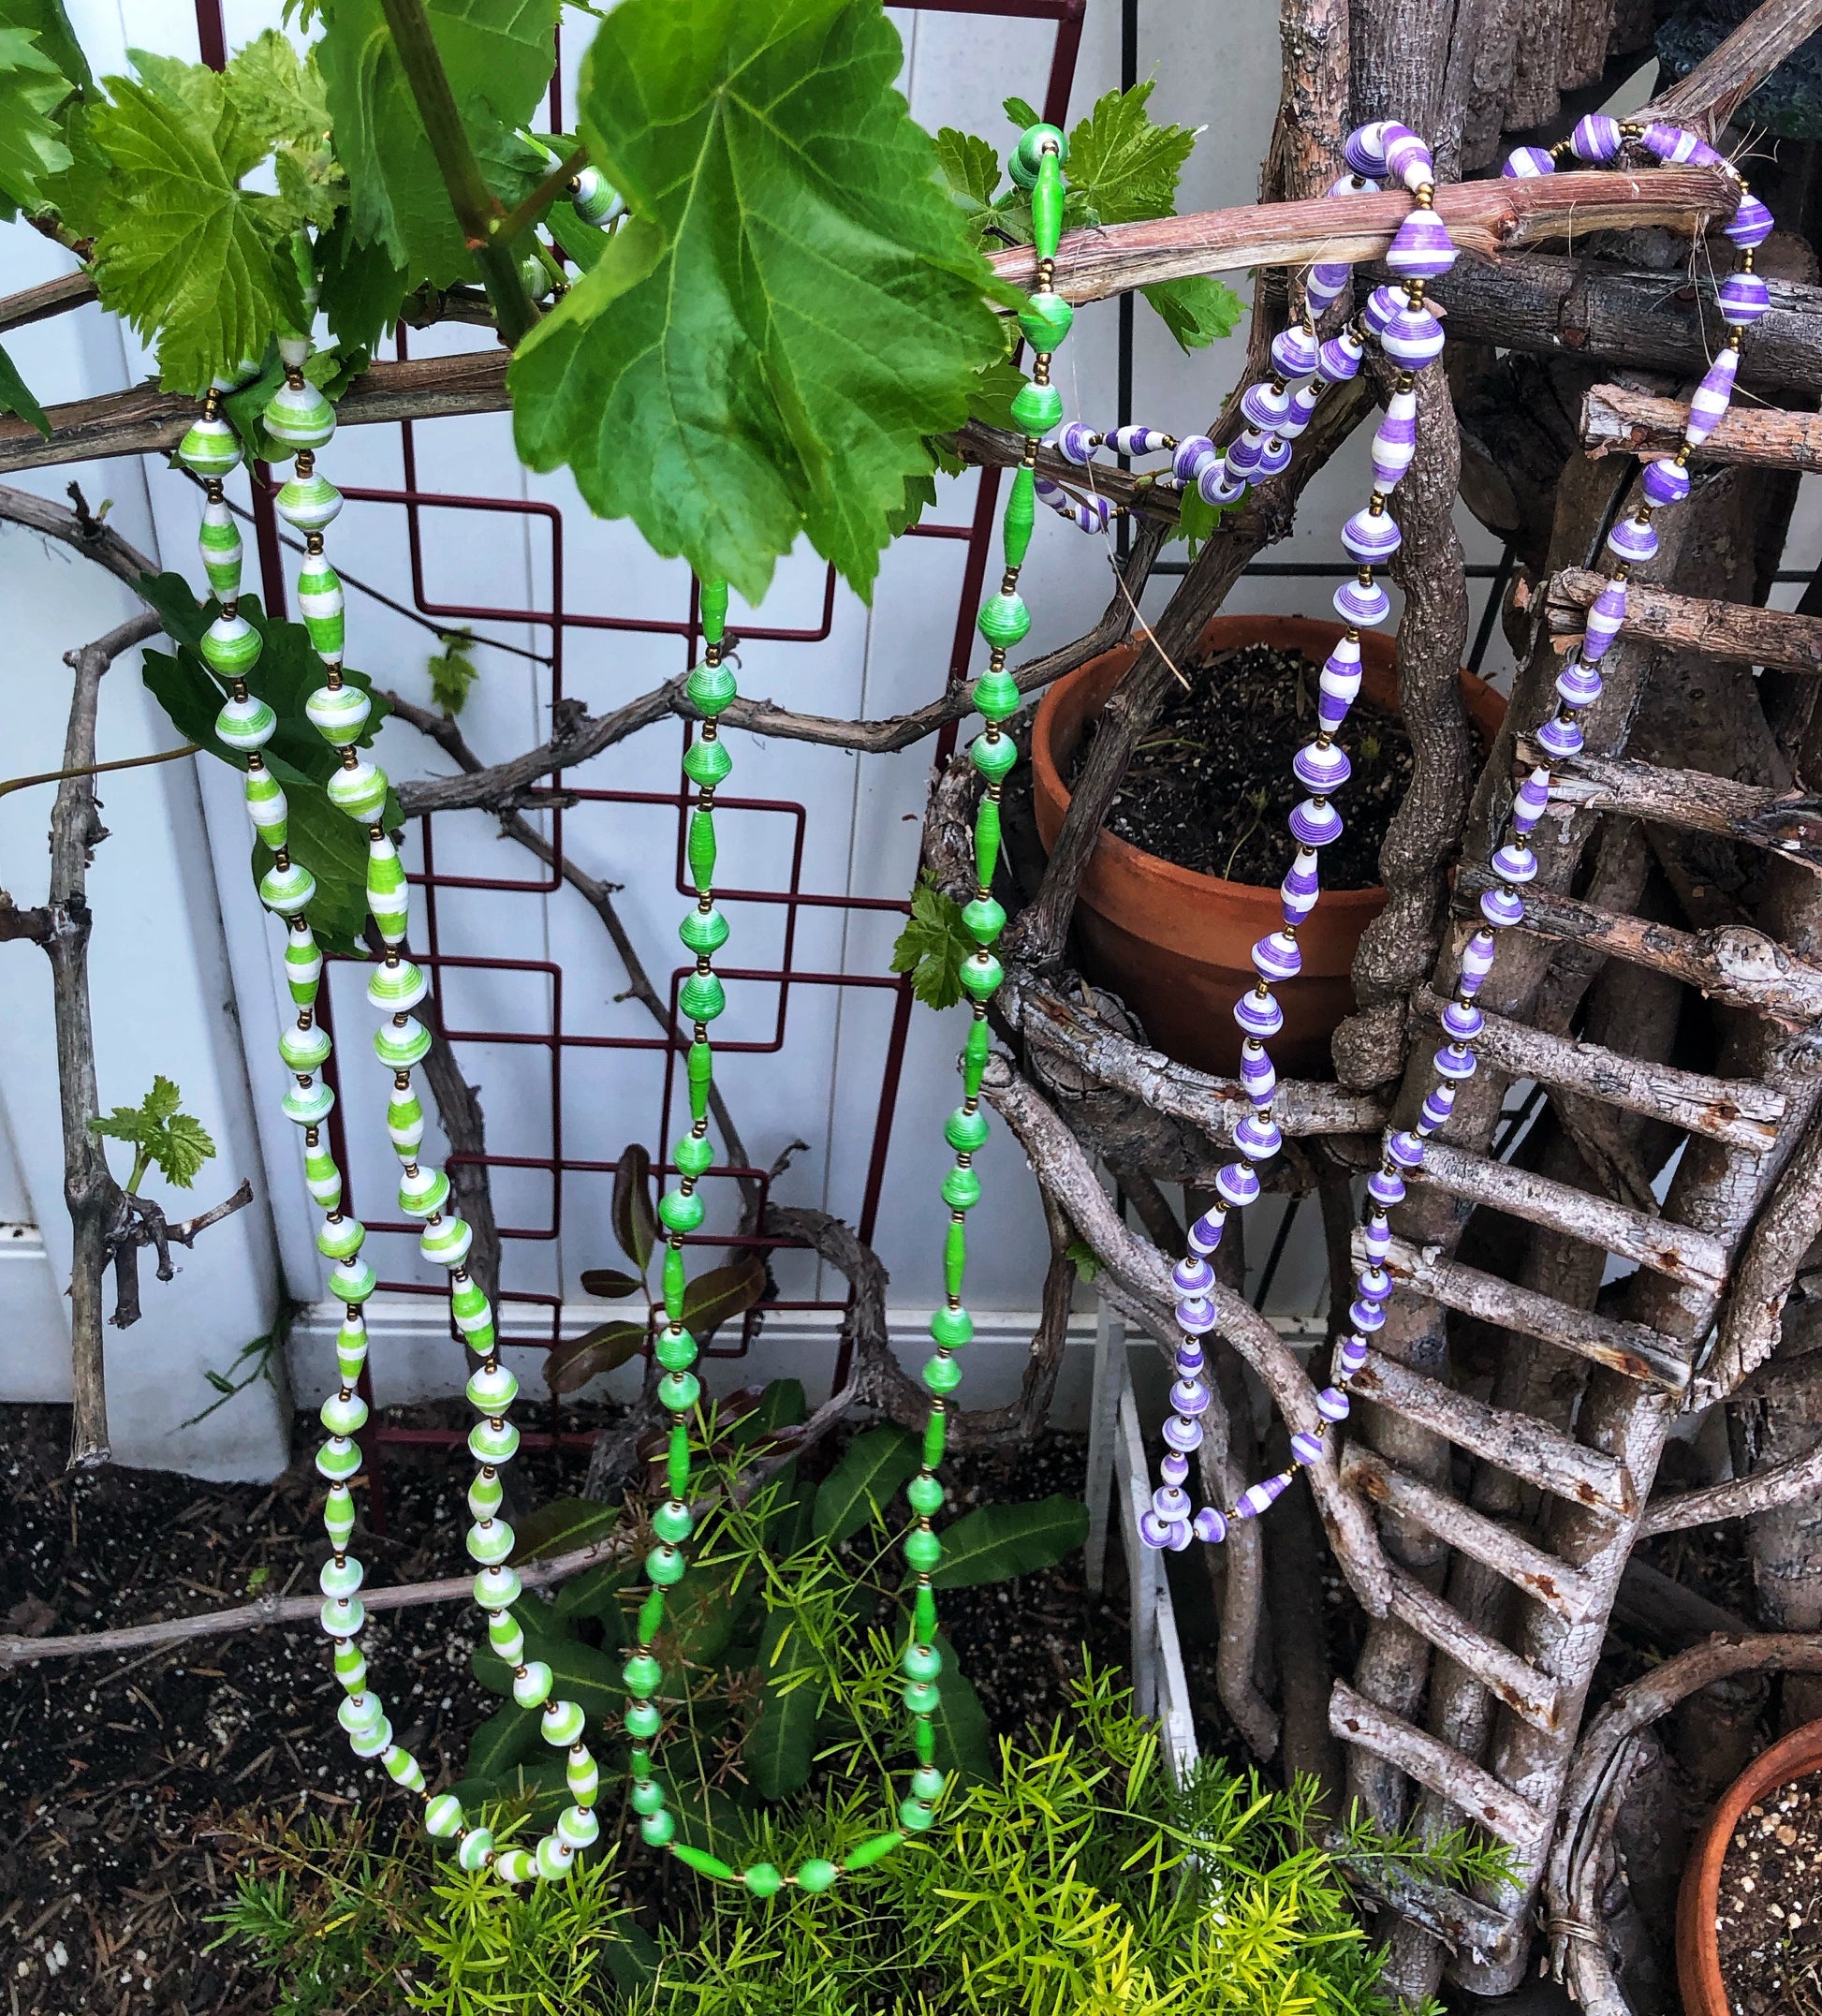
[215,692,275,752]
[263,379,336,455]
[198,497,243,598]
[243,765,287,846]
[259,859,316,917]
[398,1165,450,1218]
[281,1077,334,1126]
[387,1083,425,1155]
[368,956,427,1013]
[275,472,343,535]
[305,682,372,745]
[326,758,389,823]
[375,1014,432,1071]
[201,612,263,680]
[421,1214,473,1269]
[304,1138,342,1209]
[176,416,242,480]
[333,1313,367,1383]
[279,1018,331,1072]
[367,835,409,943]
[570,165,624,226]
[285,925,322,1008]
[298,552,345,665]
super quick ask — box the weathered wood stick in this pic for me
[1348,1347,1638,1517]
[1384,1564,1561,1730]
[1699,1117,1822,1403]
[1528,740,1822,871]
[1426,253,1822,395]
[1329,1839,1516,1956]
[1454,866,1822,1028]
[1544,566,1822,675]
[1412,985,1784,1150]
[0,268,96,335]
[1640,1435,1822,1536]
[1642,0,1822,136]
[1413,1140,1730,1295]
[1365,1230,1692,1392]
[1341,1444,1604,1623]
[1581,381,1822,472]
[1330,1681,1551,1849]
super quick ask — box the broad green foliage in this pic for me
[0,26,73,219]
[89,1073,216,1192]
[0,0,87,98]
[509,0,1007,605]
[316,0,558,288]
[889,871,976,1010]
[223,30,344,232]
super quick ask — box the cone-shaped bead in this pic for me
[198,498,243,598]
[298,552,345,664]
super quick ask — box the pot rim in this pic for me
[1679,1714,1822,2015]
[1030,611,1504,913]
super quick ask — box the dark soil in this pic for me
[1072,640,1414,890]
[0,1402,1129,2015]
[1718,1766,1822,2016]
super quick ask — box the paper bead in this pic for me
[1343,121,1391,177]
[1370,388,1418,489]
[1503,146,1553,179]
[1305,261,1350,311]
[1279,384,1320,438]
[1386,210,1456,278]
[1341,507,1401,564]
[177,416,242,478]
[1569,114,1622,162]
[1270,325,1320,379]
[1718,272,1769,327]
[1317,331,1365,382]
[1640,121,1702,165]
[1382,305,1445,366]
[264,379,336,454]
[1333,576,1391,626]
[1241,381,1290,430]
[1607,514,1658,566]
[1256,436,1292,477]
[198,498,243,597]
[1684,347,1739,445]
[1641,458,1690,508]
[1581,580,1628,661]
[1724,194,1774,248]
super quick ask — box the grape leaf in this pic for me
[0,27,72,217]
[1142,273,1245,352]
[1064,81,1197,228]
[0,0,89,100]
[889,872,972,1010]
[0,340,49,436]
[933,125,1001,210]
[316,0,558,290]
[89,1074,218,1190]
[75,63,307,390]
[225,31,345,232]
[509,0,1007,605]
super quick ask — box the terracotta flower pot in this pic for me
[1678,1715,1822,2016]
[1030,613,1506,1080]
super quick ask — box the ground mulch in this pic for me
[0,1403,1129,2014]
[1718,1766,1822,2015]
[1073,640,1413,890]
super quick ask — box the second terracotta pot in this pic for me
[1031,614,1506,1080]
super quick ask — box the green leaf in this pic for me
[579,1266,642,1301]
[813,1425,920,1544]
[76,63,308,390]
[542,193,609,273]
[744,1611,821,1799]
[507,1494,620,1564]
[680,1257,767,1349]
[316,0,559,290]
[929,1494,1089,1589]
[1001,96,1040,130]
[1065,82,1196,228]
[0,340,48,438]
[509,0,1007,605]
[1141,274,1244,353]
[465,1698,542,1779]
[471,1600,624,1722]
[156,1112,215,1188]
[1065,1237,1101,1284]
[927,1631,993,1780]
[543,1318,647,1394]
[88,1074,217,1190]
[657,1559,753,1670]
[225,31,344,233]
[0,26,72,218]
[0,0,89,101]
[889,871,973,1010]
[314,207,408,353]
[727,1376,806,1448]
[551,1558,635,1633]
[426,626,478,714]
[610,1144,657,1273]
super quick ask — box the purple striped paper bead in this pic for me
[1198,464,1246,508]
[1441,999,1484,1043]
[1503,145,1554,179]
[1253,928,1303,982]
[1241,1041,1276,1106]
[1570,113,1622,161]
[1271,325,1321,379]
[1139,1510,1174,1551]
[1535,713,1586,760]
[1607,514,1659,566]
[1367,1167,1406,1208]
[1306,261,1351,312]
[1480,885,1525,929]
[1226,431,1265,477]
[1289,797,1344,848]
[1293,741,1351,794]
[1188,1208,1227,1255]
[1194,1506,1228,1544]
[1176,1340,1206,1377]
[1281,846,1321,925]
[1459,927,1497,991]
[1492,841,1538,885]
[1341,507,1402,565]
[1280,384,1321,439]
[1344,120,1391,178]
[1387,209,1457,278]
[1257,436,1292,477]
[1382,124,1434,190]
[1235,986,1286,1040]
[1334,577,1391,627]
[1215,1158,1261,1209]
[1170,1377,1211,1418]
[1337,1332,1371,1373]
[1418,1084,1454,1133]
[1556,658,1602,711]
[1234,1474,1290,1520]
[1166,1520,1194,1552]
[1433,1040,1478,1082]
[1172,1255,1215,1297]
[1582,579,1627,660]
[1719,272,1770,327]
[1641,458,1690,508]
[1725,194,1775,248]
[1641,121,1702,164]
[1235,1111,1283,1162]
[1685,348,1739,446]
[1160,1451,1189,1487]
[1110,424,1169,456]
[1357,1265,1392,1302]
[1363,284,1402,336]
[1383,305,1446,366]
[1036,478,1111,534]
[1361,1217,1391,1263]
[1315,1386,1351,1424]
[1172,434,1218,482]
[1389,1130,1426,1170]
[1163,1412,1203,1452]
[1058,422,1099,466]
[1318,331,1365,383]
[1511,766,1552,832]
[1328,171,1373,201]
[1153,1484,1191,1523]
[1291,1433,1326,1466]
[1320,638,1362,710]
[1372,389,1418,488]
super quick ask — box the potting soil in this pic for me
[1717,1765,1822,2015]
[1071,640,1414,890]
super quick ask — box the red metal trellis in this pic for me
[196,0,1086,1524]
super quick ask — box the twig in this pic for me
[1640,0,1822,136]
[0,742,199,800]
[1581,381,1822,472]
[1640,1437,1822,1536]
